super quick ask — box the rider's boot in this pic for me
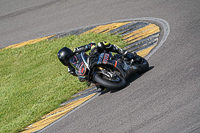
[123,51,141,62]
[132,52,141,62]
[96,84,106,92]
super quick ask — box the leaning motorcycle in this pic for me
[69,50,149,90]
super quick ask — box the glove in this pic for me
[87,42,96,49]
[68,66,77,76]
[74,43,96,53]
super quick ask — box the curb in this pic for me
[2,17,167,58]
[10,18,169,133]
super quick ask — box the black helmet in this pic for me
[57,47,74,66]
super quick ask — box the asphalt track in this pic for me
[1,0,200,133]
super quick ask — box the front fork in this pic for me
[96,67,120,82]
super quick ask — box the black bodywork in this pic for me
[69,52,138,83]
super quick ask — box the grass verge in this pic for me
[0,33,126,133]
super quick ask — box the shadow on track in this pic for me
[99,66,154,95]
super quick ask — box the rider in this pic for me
[57,41,139,91]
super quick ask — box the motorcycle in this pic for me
[69,50,149,90]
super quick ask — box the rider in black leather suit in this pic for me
[58,41,139,91]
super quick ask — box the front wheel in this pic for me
[93,71,127,89]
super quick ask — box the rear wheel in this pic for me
[134,56,149,74]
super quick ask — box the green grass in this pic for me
[0,33,126,133]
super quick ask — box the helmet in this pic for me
[97,41,110,47]
[57,47,74,66]
[97,41,112,53]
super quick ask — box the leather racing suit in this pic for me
[68,42,127,77]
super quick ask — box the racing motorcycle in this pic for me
[70,50,149,90]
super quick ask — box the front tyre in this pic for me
[93,72,127,89]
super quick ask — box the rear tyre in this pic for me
[134,56,149,74]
